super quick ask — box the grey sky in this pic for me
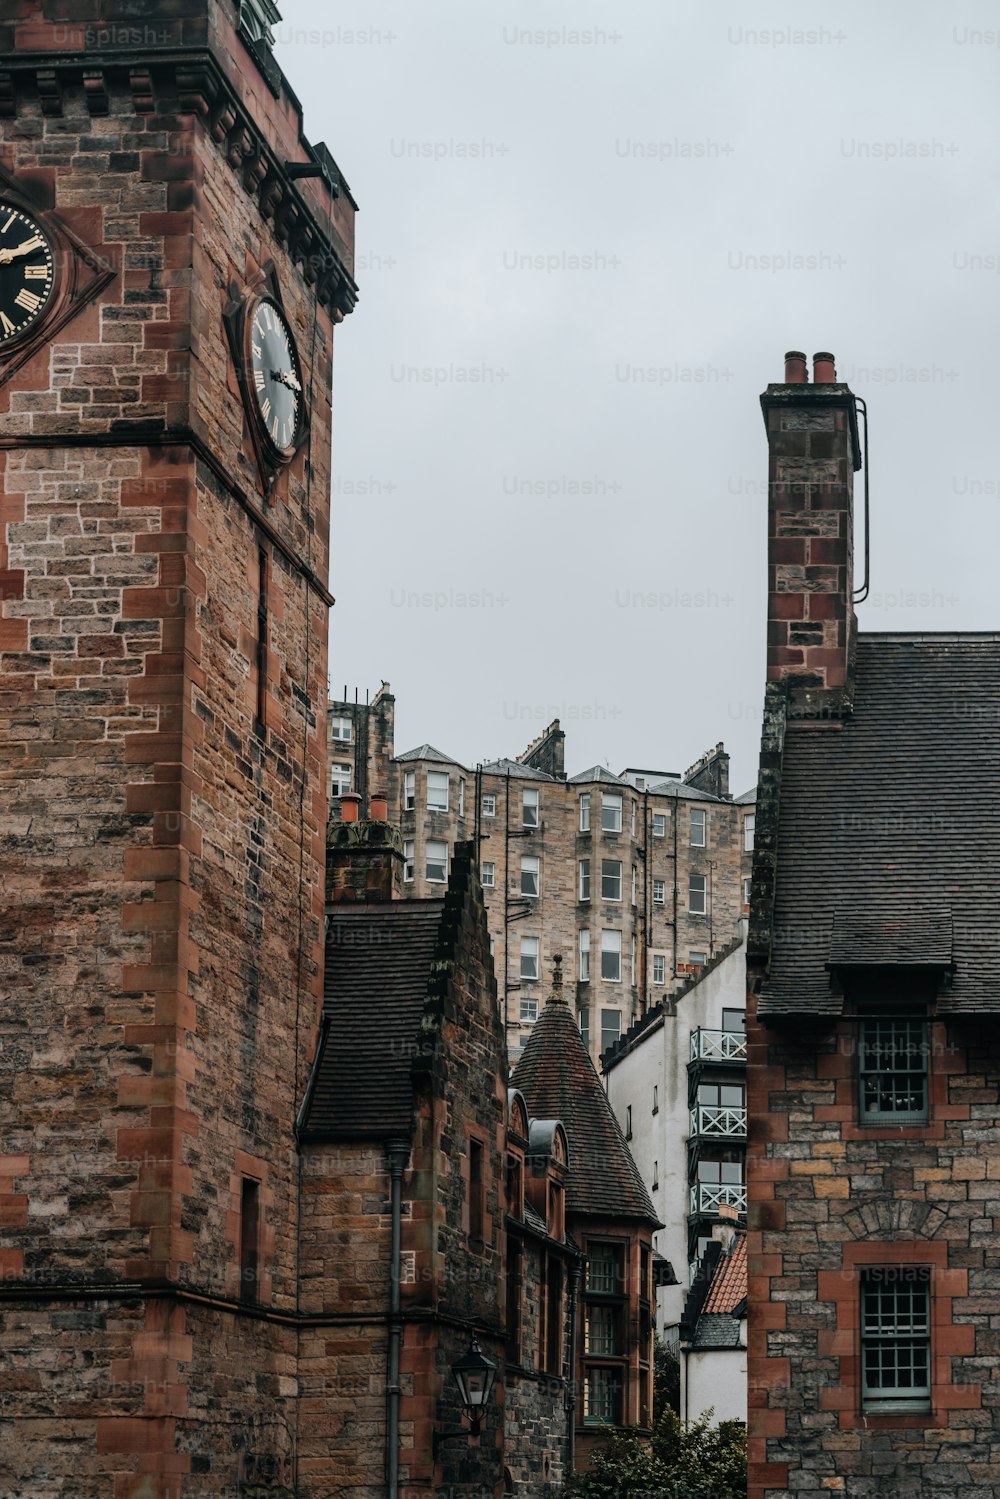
[275,1,1000,794]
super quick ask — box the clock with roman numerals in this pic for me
[244,294,304,460]
[0,203,56,345]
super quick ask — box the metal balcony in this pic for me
[688,1104,747,1140]
[689,1181,747,1217]
[689,1028,747,1064]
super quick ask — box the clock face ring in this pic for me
[245,295,304,460]
[0,203,57,347]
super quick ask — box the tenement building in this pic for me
[747,351,1000,1497]
[328,687,756,1064]
[0,0,358,1491]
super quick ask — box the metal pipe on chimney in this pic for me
[783,350,808,384]
[812,351,837,383]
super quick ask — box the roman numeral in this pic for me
[271,417,279,442]
[261,397,271,420]
[1,214,15,234]
[262,303,274,331]
[251,342,261,361]
[0,311,15,335]
[253,368,265,391]
[14,289,42,313]
[24,265,48,280]
[282,421,290,447]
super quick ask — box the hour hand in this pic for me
[270,368,302,393]
[0,242,39,264]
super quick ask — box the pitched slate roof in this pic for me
[395,743,464,766]
[299,900,446,1139]
[512,983,661,1227]
[480,757,554,780]
[761,634,1000,1015]
[567,765,629,786]
[647,778,724,803]
[734,786,758,805]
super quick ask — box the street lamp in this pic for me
[432,1336,499,1458]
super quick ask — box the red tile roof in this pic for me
[703,1232,747,1315]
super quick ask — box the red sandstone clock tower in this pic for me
[0,2,356,1492]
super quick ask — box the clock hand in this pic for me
[270,368,302,394]
[0,242,43,265]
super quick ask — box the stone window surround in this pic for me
[814,1018,968,1143]
[817,1240,978,1430]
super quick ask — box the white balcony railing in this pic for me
[689,1104,747,1139]
[690,1181,747,1216]
[690,1028,747,1064]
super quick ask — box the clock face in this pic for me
[0,203,56,346]
[247,296,303,458]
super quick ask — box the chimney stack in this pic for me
[326,812,403,903]
[369,792,388,822]
[760,347,861,697]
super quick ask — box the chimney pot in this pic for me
[783,350,808,384]
[369,792,388,822]
[812,351,837,383]
[340,792,362,824]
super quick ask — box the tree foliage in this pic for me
[558,1407,746,1499]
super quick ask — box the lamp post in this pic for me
[432,1336,499,1458]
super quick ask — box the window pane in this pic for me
[653,814,666,838]
[652,955,665,985]
[586,1303,620,1356]
[601,860,622,900]
[427,771,449,811]
[403,840,414,882]
[426,840,448,881]
[482,794,495,817]
[601,1008,621,1053]
[521,856,540,897]
[689,876,706,914]
[690,808,706,846]
[522,790,539,827]
[744,813,755,851]
[579,793,590,831]
[520,997,538,1023]
[520,936,539,980]
[587,1243,624,1294]
[404,771,415,810]
[859,1019,928,1122]
[579,859,590,900]
[861,1269,930,1407]
[601,794,622,832]
[482,861,495,888]
[579,929,590,982]
[653,879,665,904]
[600,930,621,981]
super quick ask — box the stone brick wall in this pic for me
[0,3,354,1490]
[747,997,1000,1498]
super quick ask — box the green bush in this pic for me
[558,1406,746,1499]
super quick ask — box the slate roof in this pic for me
[395,743,463,766]
[761,634,1000,1016]
[480,757,555,781]
[734,786,758,805]
[299,900,446,1139]
[689,1312,744,1350]
[512,986,661,1227]
[647,778,725,803]
[567,765,629,786]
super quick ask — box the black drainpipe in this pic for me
[386,1138,408,1499]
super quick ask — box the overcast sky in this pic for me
[275,1,1000,795]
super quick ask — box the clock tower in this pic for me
[0,1,356,1493]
